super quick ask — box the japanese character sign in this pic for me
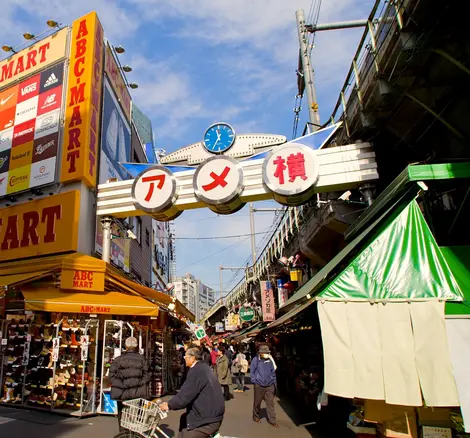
[132,166,177,214]
[262,143,319,206]
[194,156,244,206]
[260,280,275,322]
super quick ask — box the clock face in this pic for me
[203,123,236,154]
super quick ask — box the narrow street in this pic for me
[0,384,318,438]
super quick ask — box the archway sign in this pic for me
[96,122,379,221]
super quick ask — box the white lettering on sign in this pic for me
[132,166,178,214]
[262,143,319,201]
[193,155,244,205]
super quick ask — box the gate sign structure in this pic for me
[96,122,379,221]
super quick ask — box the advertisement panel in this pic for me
[95,78,131,271]
[60,12,104,188]
[104,43,131,121]
[0,62,65,198]
[260,280,276,322]
[0,28,68,88]
[0,190,80,262]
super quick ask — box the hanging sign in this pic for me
[277,279,289,307]
[239,306,255,322]
[262,143,319,206]
[215,322,225,333]
[195,327,206,340]
[260,280,276,322]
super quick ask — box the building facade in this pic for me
[174,274,215,322]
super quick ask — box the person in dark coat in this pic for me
[110,337,150,432]
[160,347,225,438]
[251,344,278,427]
[216,346,232,401]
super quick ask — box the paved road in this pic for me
[0,385,319,438]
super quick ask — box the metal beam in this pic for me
[307,19,368,32]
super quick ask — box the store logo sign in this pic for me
[61,268,105,292]
[80,305,111,313]
[21,83,37,96]
[9,174,28,187]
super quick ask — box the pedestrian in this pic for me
[232,347,249,393]
[109,337,150,432]
[251,344,278,427]
[224,343,234,365]
[160,347,225,438]
[215,346,232,401]
[200,342,212,366]
[210,346,219,370]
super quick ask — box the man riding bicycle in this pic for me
[160,347,225,438]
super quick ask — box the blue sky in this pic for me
[1,0,373,297]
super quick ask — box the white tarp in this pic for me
[318,301,460,407]
[446,318,470,432]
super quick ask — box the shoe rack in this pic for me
[0,314,99,417]
[51,316,99,416]
[98,320,135,415]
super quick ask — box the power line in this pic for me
[173,229,272,240]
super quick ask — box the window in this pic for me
[134,217,142,244]
[145,228,150,246]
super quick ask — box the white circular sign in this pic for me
[262,143,319,196]
[193,156,244,205]
[132,166,177,213]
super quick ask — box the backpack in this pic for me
[240,357,249,373]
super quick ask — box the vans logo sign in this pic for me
[21,83,37,96]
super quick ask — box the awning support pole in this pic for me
[100,216,114,263]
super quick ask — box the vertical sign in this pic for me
[277,279,289,308]
[61,12,104,187]
[260,280,276,322]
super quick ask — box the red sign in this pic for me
[260,280,276,322]
[12,119,35,147]
[202,166,230,191]
[37,85,62,116]
[17,74,40,104]
[80,305,111,314]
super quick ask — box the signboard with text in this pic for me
[61,269,105,291]
[0,190,80,262]
[60,12,104,188]
[0,61,66,198]
[239,306,255,322]
[260,280,276,322]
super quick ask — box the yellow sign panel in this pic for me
[104,43,131,120]
[0,190,80,262]
[60,12,104,188]
[61,269,105,292]
[0,28,68,89]
[6,165,30,194]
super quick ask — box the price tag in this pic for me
[1,338,7,346]
[81,344,89,361]
[52,337,60,362]
[80,335,89,345]
[22,342,30,365]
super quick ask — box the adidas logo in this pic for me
[44,73,58,87]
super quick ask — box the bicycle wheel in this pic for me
[113,431,146,438]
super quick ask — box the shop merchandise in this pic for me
[0,313,99,417]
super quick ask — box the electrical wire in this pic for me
[166,228,272,240]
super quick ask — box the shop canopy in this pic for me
[21,285,160,317]
[442,246,470,315]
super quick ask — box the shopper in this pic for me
[210,346,219,369]
[215,346,232,401]
[160,347,225,438]
[251,344,278,427]
[200,342,212,366]
[224,343,234,366]
[232,347,249,393]
[109,337,150,432]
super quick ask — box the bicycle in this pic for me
[113,398,222,438]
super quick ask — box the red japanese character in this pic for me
[273,156,286,185]
[142,174,165,202]
[202,166,230,191]
[287,153,307,182]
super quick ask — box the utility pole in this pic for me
[296,9,321,131]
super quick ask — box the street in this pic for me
[0,384,318,438]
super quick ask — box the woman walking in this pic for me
[216,346,232,401]
[232,347,249,393]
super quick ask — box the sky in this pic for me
[1,0,373,298]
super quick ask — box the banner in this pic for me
[60,12,104,188]
[0,190,80,262]
[260,280,276,322]
[215,322,225,333]
[0,28,68,88]
[0,62,65,198]
[104,43,131,121]
[277,279,289,308]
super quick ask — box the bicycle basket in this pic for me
[121,398,166,434]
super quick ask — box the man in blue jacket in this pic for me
[250,344,278,427]
[160,347,225,437]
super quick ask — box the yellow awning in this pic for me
[0,253,106,276]
[0,271,54,287]
[21,285,159,317]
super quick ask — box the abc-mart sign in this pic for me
[97,129,379,221]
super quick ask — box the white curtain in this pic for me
[318,301,459,407]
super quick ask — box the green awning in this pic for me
[443,246,470,315]
[318,200,463,301]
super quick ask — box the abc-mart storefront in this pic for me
[0,12,193,416]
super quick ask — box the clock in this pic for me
[203,122,236,154]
